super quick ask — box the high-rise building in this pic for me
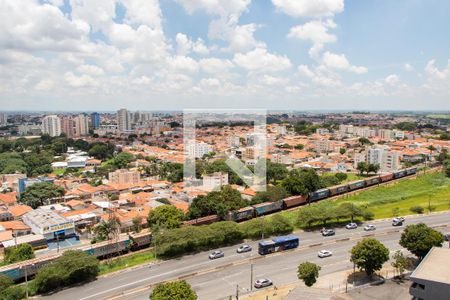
[117,109,132,132]
[41,115,61,137]
[0,113,7,126]
[74,114,89,136]
[61,116,75,138]
[90,112,100,129]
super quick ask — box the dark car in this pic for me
[392,217,405,226]
[322,229,335,236]
[444,234,450,241]
[254,278,273,289]
[209,250,224,259]
[237,244,252,253]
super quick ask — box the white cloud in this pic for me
[34,79,55,91]
[176,0,251,17]
[288,20,337,58]
[322,51,368,74]
[261,75,289,85]
[199,58,234,74]
[121,0,162,29]
[70,0,116,33]
[298,64,341,87]
[272,0,344,17]
[404,63,414,72]
[168,56,199,73]
[385,74,400,85]
[64,72,98,87]
[233,48,292,73]
[176,33,210,56]
[425,59,449,80]
[77,64,105,76]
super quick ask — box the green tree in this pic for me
[150,280,197,300]
[148,205,185,230]
[358,137,371,146]
[294,144,304,150]
[297,262,321,287]
[266,161,289,183]
[391,250,410,277]
[350,238,389,277]
[399,223,444,259]
[1,286,26,300]
[34,250,100,294]
[0,274,13,293]
[132,216,143,233]
[4,243,35,264]
[282,168,321,196]
[92,218,121,243]
[339,148,346,155]
[88,142,115,160]
[334,172,347,182]
[19,182,65,208]
[367,163,380,174]
[111,152,135,169]
[356,162,368,175]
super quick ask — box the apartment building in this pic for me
[186,141,212,158]
[0,113,7,126]
[41,115,61,137]
[90,112,100,129]
[74,114,90,136]
[61,116,75,137]
[108,169,140,185]
[202,172,228,191]
[366,146,400,172]
[117,108,132,132]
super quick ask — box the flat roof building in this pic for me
[22,208,75,241]
[409,247,450,300]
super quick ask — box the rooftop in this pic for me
[23,208,72,228]
[411,247,450,284]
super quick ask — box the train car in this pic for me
[393,170,407,179]
[227,206,255,222]
[348,180,366,191]
[308,188,330,202]
[282,195,308,209]
[380,173,394,182]
[129,231,152,250]
[329,184,349,197]
[81,235,130,258]
[364,176,381,187]
[0,253,60,281]
[405,167,417,175]
[253,200,284,217]
[183,215,220,226]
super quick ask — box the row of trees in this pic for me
[356,162,380,175]
[297,201,373,228]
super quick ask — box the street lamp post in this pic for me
[21,263,34,299]
[250,264,254,291]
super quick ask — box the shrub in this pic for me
[409,206,424,214]
[150,280,197,300]
[1,286,26,300]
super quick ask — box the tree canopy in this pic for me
[297,262,321,287]
[19,182,65,209]
[150,280,197,300]
[4,243,35,264]
[350,238,390,276]
[399,223,444,259]
[282,168,321,196]
[147,205,185,230]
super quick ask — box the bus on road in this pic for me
[258,235,299,255]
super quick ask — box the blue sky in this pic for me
[0,0,449,111]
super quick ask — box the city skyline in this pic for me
[1,0,450,111]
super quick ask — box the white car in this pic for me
[318,250,333,258]
[346,222,358,229]
[209,250,224,259]
[364,224,376,231]
[254,278,273,288]
[237,244,252,253]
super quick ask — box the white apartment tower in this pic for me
[117,109,132,132]
[41,115,61,137]
[74,114,90,136]
[0,113,7,126]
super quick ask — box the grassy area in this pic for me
[52,168,65,175]
[277,171,450,227]
[99,250,156,275]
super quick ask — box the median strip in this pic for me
[308,243,323,247]
[336,238,350,242]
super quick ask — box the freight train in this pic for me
[0,230,153,281]
[1,167,417,281]
[186,167,418,224]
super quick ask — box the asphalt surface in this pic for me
[40,211,450,300]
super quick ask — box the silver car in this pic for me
[346,222,358,229]
[237,244,252,253]
[364,224,376,231]
[254,278,273,289]
[209,250,224,259]
[318,250,333,258]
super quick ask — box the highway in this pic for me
[40,211,450,300]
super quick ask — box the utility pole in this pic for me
[236,284,239,300]
[250,264,254,291]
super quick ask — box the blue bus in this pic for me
[258,235,299,255]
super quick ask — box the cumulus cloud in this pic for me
[288,19,337,58]
[272,0,344,17]
[404,63,414,72]
[385,74,400,85]
[322,51,368,74]
[233,48,292,73]
[176,33,210,56]
[425,59,449,80]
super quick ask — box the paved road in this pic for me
[40,212,450,300]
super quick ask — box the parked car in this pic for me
[346,222,358,229]
[254,278,273,289]
[318,250,333,258]
[237,244,252,253]
[363,224,376,231]
[322,229,335,236]
[392,217,405,226]
[209,250,224,259]
[444,233,450,241]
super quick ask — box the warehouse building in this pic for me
[22,209,75,241]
